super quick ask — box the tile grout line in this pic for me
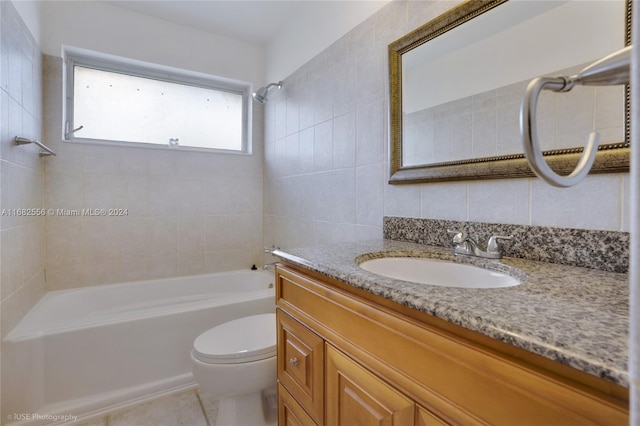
[195,390,213,426]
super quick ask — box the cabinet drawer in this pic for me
[278,383,318,426]
[277,309,324,425]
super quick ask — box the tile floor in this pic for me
[76,389,219,426]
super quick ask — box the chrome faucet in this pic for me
[447,230,512,259]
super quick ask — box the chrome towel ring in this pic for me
[520,46,631,187]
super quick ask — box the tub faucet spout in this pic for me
[262,262,278,271]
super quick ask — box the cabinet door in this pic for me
[278,383,318,426]
[326,344,414,426]
[277,309,324,424]
[416,406,449,426]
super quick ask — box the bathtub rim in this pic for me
[4,268,275,342]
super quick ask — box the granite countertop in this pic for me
[273,239,629,388]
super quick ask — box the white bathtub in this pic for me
[2,269,275,425]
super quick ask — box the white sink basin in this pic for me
[358,257,521,289]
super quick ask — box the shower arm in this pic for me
[520,45,631,188]
[262,81,282,92]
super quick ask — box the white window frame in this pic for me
[64,48,251,154]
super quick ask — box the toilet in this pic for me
[191,313,277,426]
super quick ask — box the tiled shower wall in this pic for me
[263,0,630,252]
[42,56,265,291]
[0,0,46,338]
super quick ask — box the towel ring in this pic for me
[520,76,600,188]
[520,46,631,188]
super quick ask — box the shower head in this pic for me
[252,81,283,104]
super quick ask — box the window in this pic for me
[65,49,250,153]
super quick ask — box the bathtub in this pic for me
[2,269,275,425]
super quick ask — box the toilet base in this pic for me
[215,388,277,426]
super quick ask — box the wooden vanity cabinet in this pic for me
[275,264,629,426]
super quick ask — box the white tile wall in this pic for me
[264,0,630,252]
[0,0,46,339]
[530,174,623,230]
[42,55,265,291]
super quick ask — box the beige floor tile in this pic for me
[74,417,107,426]
[108,390,207,426]
[196,389,219,426]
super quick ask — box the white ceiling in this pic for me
[104,1,334,46]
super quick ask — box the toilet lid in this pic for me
[193,313,276,364]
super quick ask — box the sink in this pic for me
[358,257,521,289]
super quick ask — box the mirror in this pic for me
[389,0,631,184]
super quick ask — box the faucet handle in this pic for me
[487,235,513,252]
[447,229,467,244]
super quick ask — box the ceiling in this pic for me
[104,1,330,46]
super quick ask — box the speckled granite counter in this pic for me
[273,239,629,388]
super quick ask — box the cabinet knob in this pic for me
[289,357,299,367]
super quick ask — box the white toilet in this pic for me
[191,313,277,426]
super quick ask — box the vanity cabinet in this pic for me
[275,264,629,425]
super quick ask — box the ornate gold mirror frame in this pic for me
[389,0,631,184]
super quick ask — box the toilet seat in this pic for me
[192,313,276,364]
